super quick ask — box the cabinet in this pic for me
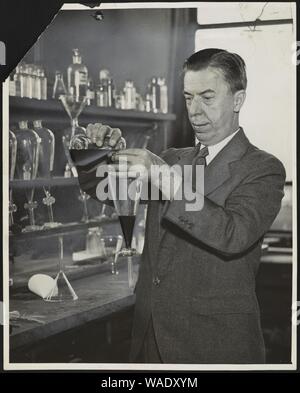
[8,96,176,282]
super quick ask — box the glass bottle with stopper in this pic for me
[32,120,60,228]
[67,48,88,102]
[14,120,41,231]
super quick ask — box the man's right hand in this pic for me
[86,123,126,150]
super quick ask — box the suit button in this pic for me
[152,276,161,286]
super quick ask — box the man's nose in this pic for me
[189,97,204,116]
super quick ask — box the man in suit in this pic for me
[79,48,286,364]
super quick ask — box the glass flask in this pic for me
[86,227,105,257]
[52,71,67,99]
[14,120,40,181]
[59,94,87,176]
[67,48,88,101]
[45,235,78,302]
[100,235,123,275]
[107,168,146,289]
[33,120,58,227]
[33,120,55,178]
[14,120,41,231]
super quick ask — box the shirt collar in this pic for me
[201,127,241,164]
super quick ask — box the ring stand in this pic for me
[45,236,78,302]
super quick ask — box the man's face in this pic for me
[183,67,239,146]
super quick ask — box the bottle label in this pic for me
[75,71,88,98]
[75,71,88,86]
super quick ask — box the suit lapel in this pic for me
[204,128,250,195]
[155,128,250,271]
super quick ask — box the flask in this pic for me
[52,71,67,99]
[32,120,55,178]
[86,227,105,257]
[14,120,41,180]
[67,49,88,101]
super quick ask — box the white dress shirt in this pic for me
[162,128,241,200]
[200,128,240,165]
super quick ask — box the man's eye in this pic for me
[203,96,214,100]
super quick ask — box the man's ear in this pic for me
[233,90,246,112]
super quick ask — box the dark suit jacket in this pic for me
[76,128,286,364]
[129,128,286,364]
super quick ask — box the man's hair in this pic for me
[183,48,247,93]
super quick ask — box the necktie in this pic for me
[192,145,209,190]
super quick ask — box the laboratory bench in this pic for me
[8,234,293,364]
[9,256,139,363]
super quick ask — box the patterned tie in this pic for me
[192,144,209,190]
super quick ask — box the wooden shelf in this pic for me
[9,96,176,123]
[11,217,118,241]
[10,176,79,189]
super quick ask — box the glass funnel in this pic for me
[45,235,78,302]
[60,94,91,221]
[107,168,145,255]
[59,94,87,176]
[107,167,145,288]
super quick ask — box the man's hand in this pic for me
[86,123,126,150]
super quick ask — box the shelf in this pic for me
[9,96,176,123]
[11,217,118,241]
[10,176,79,189]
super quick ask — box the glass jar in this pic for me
[86,227,106,257]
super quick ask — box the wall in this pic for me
[23,8,197,149]
[27,9,173,106]
[195,22,296,181]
